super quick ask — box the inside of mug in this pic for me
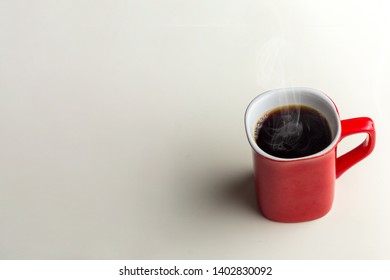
[245,87,341,160]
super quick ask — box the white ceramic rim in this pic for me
[244,87,342,161]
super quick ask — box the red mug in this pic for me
[244,88,376,223]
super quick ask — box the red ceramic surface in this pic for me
[254,117,375,222]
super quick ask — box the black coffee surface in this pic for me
[255,105,332,158]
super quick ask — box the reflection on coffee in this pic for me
[255,105,332,158]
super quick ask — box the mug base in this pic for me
[259,207,332,223]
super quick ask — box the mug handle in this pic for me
[336,117,376,178]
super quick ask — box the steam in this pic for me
[255,35,326,157]
[256,105,332,158]
[263,108,304,152]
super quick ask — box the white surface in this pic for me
[0,0,389,259]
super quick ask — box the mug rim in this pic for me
[245,87,342,162]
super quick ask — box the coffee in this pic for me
[255,105,332,158]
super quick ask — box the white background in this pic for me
[1,0,389,259]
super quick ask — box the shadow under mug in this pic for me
[244,88,376,223]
